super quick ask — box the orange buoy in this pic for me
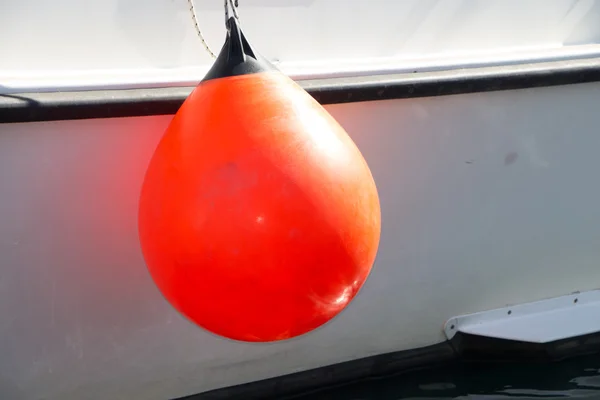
[138,15,381,342]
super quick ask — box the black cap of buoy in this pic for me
[202,17,277,82]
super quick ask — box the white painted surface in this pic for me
[2,0,600,92]
[1,82,600,399]
[444,289,600,343]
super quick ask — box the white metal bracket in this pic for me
[444,289,600,343]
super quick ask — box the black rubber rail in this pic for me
[1,57,599,124]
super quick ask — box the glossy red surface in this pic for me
[138,71,381,342]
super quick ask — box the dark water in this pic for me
[290,354,600,400]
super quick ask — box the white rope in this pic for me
[224,0,240,26]
[188,0,240,58]
[187,0,216,59]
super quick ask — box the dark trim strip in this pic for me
[181,331,600,400]
[1,57,600,124]
[180,342,457,400]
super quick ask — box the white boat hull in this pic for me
[1,79,600,399]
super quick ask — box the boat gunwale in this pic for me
[1,56,600,124]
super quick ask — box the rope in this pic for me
[187,0,241,59]
[187,0,216,59]
[224,0,240,25]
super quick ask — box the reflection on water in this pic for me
[289,354,600,399]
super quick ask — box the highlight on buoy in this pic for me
[138,1,381,342]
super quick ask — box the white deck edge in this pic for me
[2,44,600,95]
